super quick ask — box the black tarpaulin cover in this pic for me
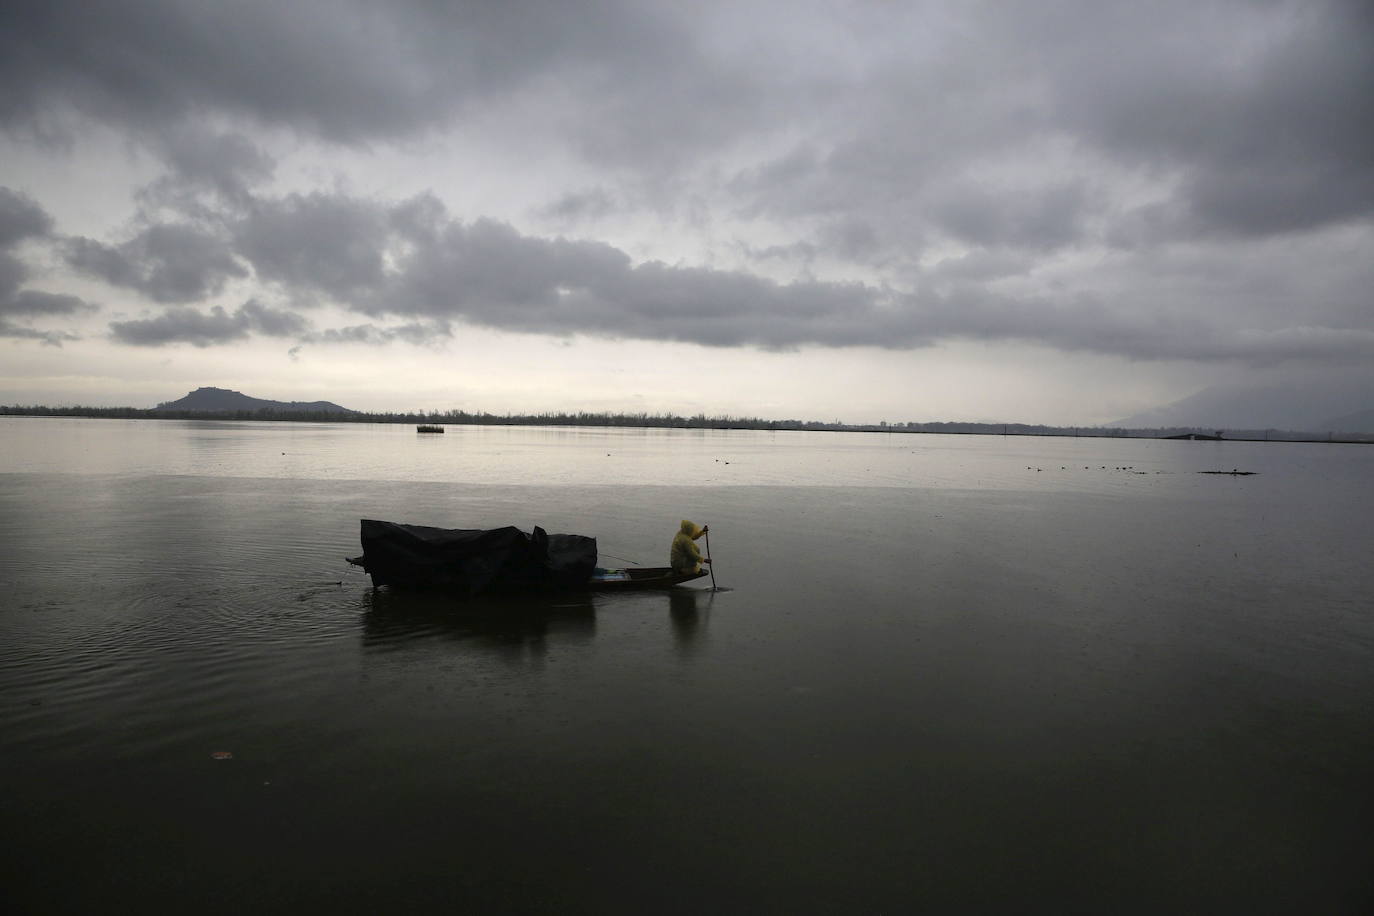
[350,519,598,595]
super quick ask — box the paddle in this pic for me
[704,525,718,590]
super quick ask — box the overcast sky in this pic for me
[1,0,1370,424]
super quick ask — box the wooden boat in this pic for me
[347,519,708,596]
[587,567,708,590]
[416,424,444,433]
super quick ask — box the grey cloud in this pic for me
[0,319,78,345]
[7,0,1370,251]
[62,238,134,287]
[109,306,249,347]
[136,126,275,214]
[379,217,634,321]
[0,192,96,343]
[730,145,855,223]
[156,126,273,197]
[931,183,1091,252]
[0,186,53,247]
[0,286,95,346]
[817,219,883,261]
[371,210,899,346]
[1,0,797,191]
[538,187,617,224]
[727,0,1373,259]
[0,0,686,143]
[1184,161,1374,239]
[925,251,1036,283]
[3,289,93,317]
[904,286,1374,367]
[235,193,389,301]
[238,300,307,337]
[8,1,1371,372]
[109,299,306,347]
[304,322,448,347]
[10,0,1367,251]
[228,190,913,349]
[1021,1,1374,238]
[215,184,1374,364]
[0,252,26,299]
[65,224,246,303]
[745,240,819,265]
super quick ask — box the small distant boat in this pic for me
[416,424,444,433]
[347,519,706,596]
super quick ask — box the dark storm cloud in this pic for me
[135,126,276,215]
[233,193,389,301]
[0,187,53,247]
[2,289,92,317]
[1027,1,1374,238]
[0,282,93,344]
[7,0,1368,246]
[728,1,1373,253]
[7,2,1371,367]
[154,127,274,197]
[905,285,1374,366]
[0,0,685,143]
[930,183,1090,252]
[218,190,906,349]
[109,299,306,347]
[366,212,881,348]
[0,253,26,300]
[0,275,94,346]
[0,320,79,345]
[65,224,247,303]
[215,189,1372,365]
[0,187,94,343]
[237,300,308,337]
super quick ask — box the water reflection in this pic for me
[667,587,712,655]
[358,583,717,663]
[360,587,598,661]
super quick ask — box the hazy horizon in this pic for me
[5,391,1371,438]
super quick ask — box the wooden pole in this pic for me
[705,527,717,590]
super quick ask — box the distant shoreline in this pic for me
[2,404,1369,444]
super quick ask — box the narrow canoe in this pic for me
[588,567,708,590]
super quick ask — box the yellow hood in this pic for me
[679,519,704,538]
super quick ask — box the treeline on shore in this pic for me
[4,403,1370,442]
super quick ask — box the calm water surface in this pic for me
[2,418,1372,913]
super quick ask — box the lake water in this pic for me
[2,417,1371,913]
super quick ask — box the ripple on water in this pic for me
[2,538,362,760]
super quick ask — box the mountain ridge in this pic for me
[1111,381,1372,433]
[154,387,354,414]
[1319,408,1374,434]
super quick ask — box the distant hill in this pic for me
[1112,381,1371,433]
[154,387,355,414]
[1319,408,1374,434]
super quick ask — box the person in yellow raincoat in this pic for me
[670,520,712,574]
